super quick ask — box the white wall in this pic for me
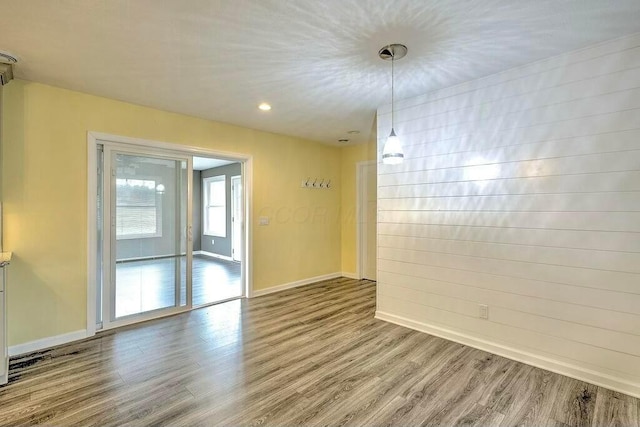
[376,33,640,397]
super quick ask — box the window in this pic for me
[116,178,162,239]
[203,175,226,237]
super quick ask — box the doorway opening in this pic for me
[357,161,377,281]
[192,157,243,306]
[88,132,251,333]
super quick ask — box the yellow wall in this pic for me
[2,80,344,346]
[339,140,376,275]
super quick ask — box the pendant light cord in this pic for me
[391,50,395,130]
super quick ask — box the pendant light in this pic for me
[379,44,407,165]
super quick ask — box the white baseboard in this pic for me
[6,272,340,355]
[252,272,342,297]
[9,329,88,357]
[375,311,640,399]
[341,272,359,279]
[194,250,234,262]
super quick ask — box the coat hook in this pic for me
[312,178,318,188]
[326,179,331,189]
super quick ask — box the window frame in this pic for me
[203,175,227,237]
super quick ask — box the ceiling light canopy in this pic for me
[0,51,18,64]
[379,44,407,165]
[0,50,16,86]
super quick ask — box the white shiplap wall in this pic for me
[376,33,640,397]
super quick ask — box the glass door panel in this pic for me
[110,152,189,321]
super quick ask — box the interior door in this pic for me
[231,175,242,262]
[103,148,191,326]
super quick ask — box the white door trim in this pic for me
[86,131,254,337]
[231,175,242,262]
[86,137,98,337]
[356,160,376,280]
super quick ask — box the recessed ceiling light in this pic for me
[347,130,360,135]
[258,103,271,111]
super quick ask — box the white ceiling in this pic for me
[193,157,235,171]
[1,1,639,145]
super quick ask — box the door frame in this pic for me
[356,160,376,280]
[87,131,253,337]
[230,175,242,262]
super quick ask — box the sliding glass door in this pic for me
[102,148,191,327]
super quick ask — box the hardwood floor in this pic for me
[1,277,638,426]
[115,255,241,317]
[191,255,241,306]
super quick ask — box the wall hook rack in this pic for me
[301,177,332,189]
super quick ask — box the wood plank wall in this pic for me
[375,33,640,397]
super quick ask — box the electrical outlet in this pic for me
[479,304,489,320]
[211,239,215,245]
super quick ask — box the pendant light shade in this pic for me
[382,128,403,165]
[379,44,407,165]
